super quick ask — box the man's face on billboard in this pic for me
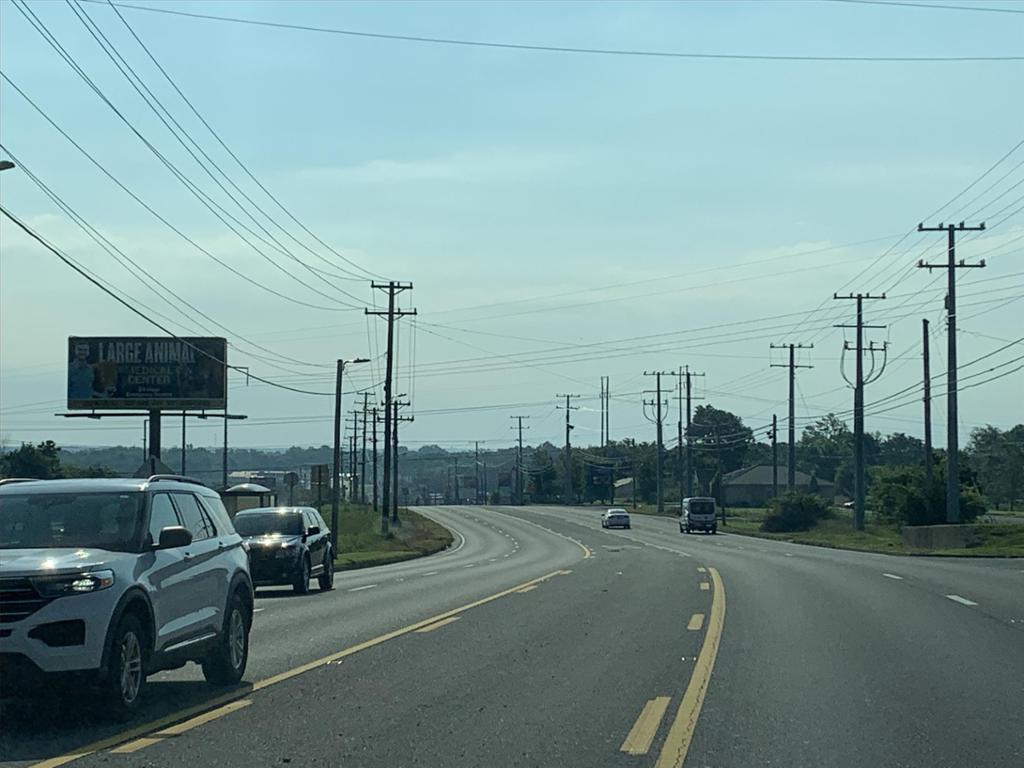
[74,343,90,362]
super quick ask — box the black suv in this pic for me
[234,507,334,594]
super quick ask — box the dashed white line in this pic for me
[252,607,265,614]
[423,571,438,577]
[463,564,477,568]
[348,584,378,592]
[882,573,903,580]
[784,553,793,557]
[945,594,978,606]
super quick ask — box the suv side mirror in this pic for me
[306,525,321,537]
[157,526,193,549]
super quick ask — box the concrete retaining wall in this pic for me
[901,524,980,550]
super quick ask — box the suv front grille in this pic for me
[0,578,51,624]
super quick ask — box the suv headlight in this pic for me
[33,570,115,598]
[275,542,298,559]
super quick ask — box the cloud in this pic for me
[294,146,586,186]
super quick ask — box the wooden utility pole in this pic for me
[643,371,671,515]
[393,400,413,523]
[923,318,934,489]
[371,407,379,513]
[834,293,887,531]
[917,222,986,524]
[556,395,581,504]
[770,344,814,490]
[510,415,529,505]
[360,392,371,505]
[770,415,779,501]
[366,282,416,535]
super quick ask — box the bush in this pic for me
[869,465,984,527]
[761,491,830,532]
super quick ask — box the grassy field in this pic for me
[723,508,1024,557]
[603,502,1023,556]
[323,503,454,570]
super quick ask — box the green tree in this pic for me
[798,414,851,483]
[878,432,925,467]
[527,445,559,503]
[1,440,63,479]
[967,425,1024,511]
[685,405,753,492]
[868,464,984,526]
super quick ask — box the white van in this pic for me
[680,496,718,534]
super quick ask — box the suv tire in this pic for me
[318,551,335,591]
[293,556,311,595]
[103,614,147,719]
[202,592,250,685]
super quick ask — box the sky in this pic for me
[1,0,1022,455]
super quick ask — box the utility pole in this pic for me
[393,399,412,524]
[453,455,460,504]
[332,358,368,550]
[770,343,814,490]
[474,441,481,504]
[599,376,611,447]
[366,282,416,535]
[556,394,581,504]
[681,367,705,498]
[510,415,530,505]
[770,415,779,500]
[371,407,379,513]
[917,221,986,524]
[360,392,371,505]
[350,410,360,503]
[643,371,671,515]
[922,318,934,490]
[834,294,887,531]
[180,412,186,475]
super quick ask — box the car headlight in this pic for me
[33,569,115,598]
[275,542,298,558]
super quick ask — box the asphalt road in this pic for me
[1,505,1021,768]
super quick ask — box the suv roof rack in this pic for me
[147,474,208,487]
[0,478,39,486]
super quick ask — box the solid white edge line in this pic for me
[348,584,378,592]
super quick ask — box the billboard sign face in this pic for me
[67,337,227,410]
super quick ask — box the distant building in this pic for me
[722,465,834,507]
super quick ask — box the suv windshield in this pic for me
[234,512,304,537]
[689,500,716,516]
[0,492,145,552]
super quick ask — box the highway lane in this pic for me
[0,506,590,767]
[3,503,1021,767]
[495,505,1024,767]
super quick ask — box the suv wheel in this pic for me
[104,614,146,719]
[318,551,335,591]
[202,593,250,685]
[293,556,311,595]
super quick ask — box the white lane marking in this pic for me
[489,558,497,562]
[946,594,978,606]
[395,578,405,583]
[784,553,793,557]
[503,554,511,558]
[463,564,476,568]
[423,571,439,577]
[252,607,265,614]
[348,584,378,592]
[882,573,903,580]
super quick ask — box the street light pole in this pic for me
[331,357,369,553]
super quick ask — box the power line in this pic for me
[10,1,364,309]
[86,0,381,284]
[0,206,335,397]
[80,1,1024,61]
[0,72,350,313]
[828,0,1024,15]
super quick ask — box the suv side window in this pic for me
[148,493,181,546]
[303,510,317,532]
[173,493,215,542]
[197,494,235,536]
[314,510,328,531]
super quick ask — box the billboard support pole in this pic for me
[181,411,187,475]
[148,409,161,461]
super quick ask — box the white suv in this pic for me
[0,476,253,717]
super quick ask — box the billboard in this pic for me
[67,336,227,410]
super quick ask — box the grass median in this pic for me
[324,503,454,570]
[722,508,1024,557]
